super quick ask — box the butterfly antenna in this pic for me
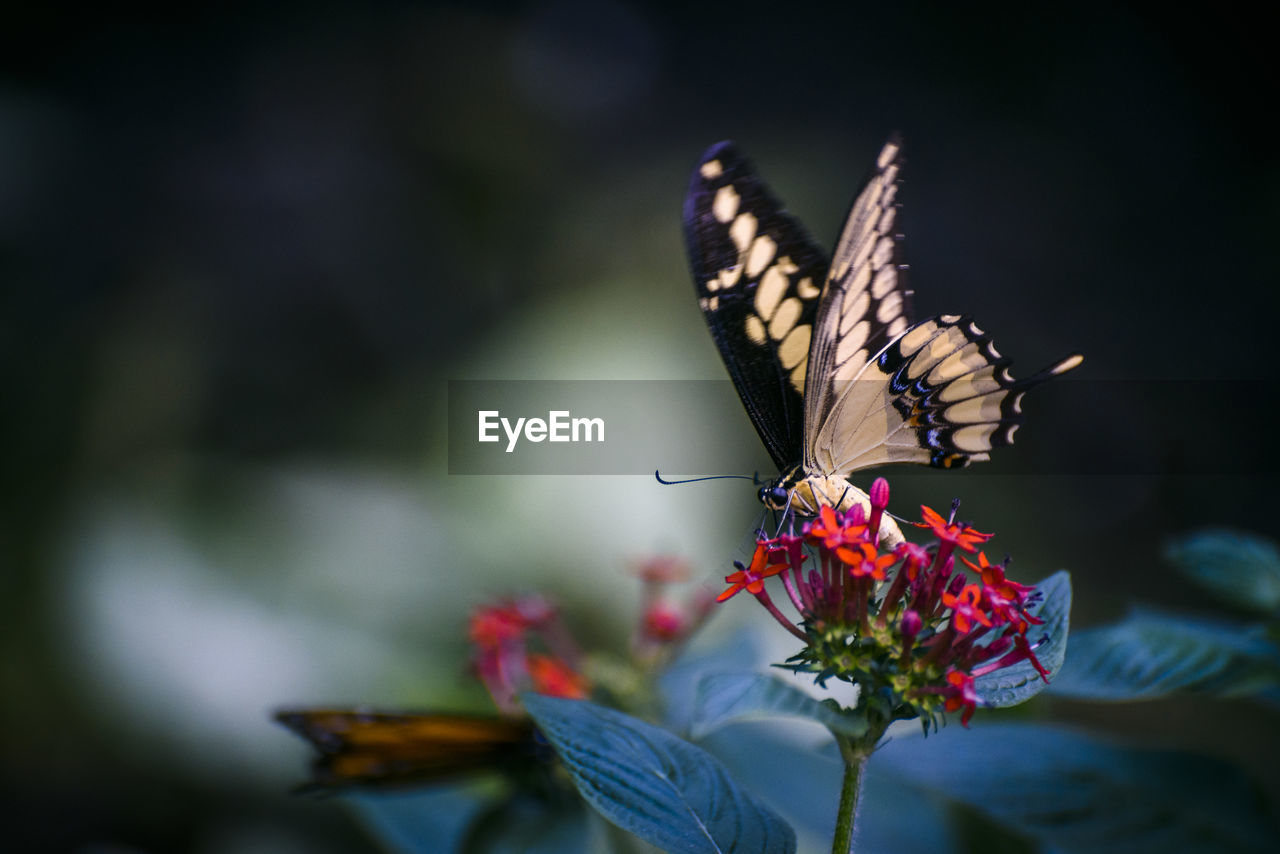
[654,470,756,486]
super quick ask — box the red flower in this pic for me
[942,668,979,726]
[641,601,686,641]
[918,504,992,553]
[807,504,867,553]
[941,583,994,634]
[718,542,789,602]
[963,552,1041,631]
[843,547,898,581]
[469,604,531,650]
[527,654,589,699]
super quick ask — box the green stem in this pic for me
[831,737,869,854]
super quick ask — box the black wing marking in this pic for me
[810,315,1083,474]
[683,141,829,470]
[804,136,914,469]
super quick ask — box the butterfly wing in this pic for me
[810,314,1084,474]
[803,138,1082,476]
[275,709,538,788]
[684,141,830,470]
[802,136,914,470]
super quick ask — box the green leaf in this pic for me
[877,723,1278,853]
[691,672,868,739]
[974,571,1071,708]
[1164,529,1280,614]
[523,694,795,854]
[1050,609,1280,700]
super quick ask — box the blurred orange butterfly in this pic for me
[275,709,542,789]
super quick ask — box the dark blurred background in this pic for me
[2,2,1276,851]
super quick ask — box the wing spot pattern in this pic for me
[789,357,808,393]
[778,324,811,369]
[877,290,904,323]
[745,314,767,345]
[841,291,871,335]
[730,212,757,252]
[746,234,777,278]
[871,234,894,269]
[700,159,724,179]
[952,424,998,453]
[713,185,740,223]
[836,320,870,367]
[755,267,787,320]
[871,265,898,299]
[768,297,803,340]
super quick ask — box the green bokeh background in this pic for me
[3,2,1276,850]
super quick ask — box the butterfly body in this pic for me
[684,137,1081,527]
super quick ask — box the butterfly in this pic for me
[683,136,1082,530]
[274,709,541,789]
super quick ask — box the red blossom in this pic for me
[942,668,979,726]
[468,604,531,650]
[718,542,789,602]
[963,552,1042,631]
[641,602,686,641]
[844,547,898,581]
[918,504,993,553]
[526,654,589,699]
[941,583,994,634]
[806,504,868,552]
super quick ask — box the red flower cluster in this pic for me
[717,479,1051,727]
[469,596,589,715]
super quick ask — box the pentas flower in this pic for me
[526,653,590,699]
[716,478,1053,730]
[470,597,587,715]
[630,556,716,666]
[718,542,791,602]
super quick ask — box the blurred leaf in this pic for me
[459,792,591,854]
[700,722,956,854]
[1050,609,1280,700]
[658,629,766,734]
[691,672,867,739]
[524,694,795,854]
[975,571,1071,708]
[350,786,488,854]
[877,723,1278,854]
[1164,529,1280,614]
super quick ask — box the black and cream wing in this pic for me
[803,135,914,469]
[809,316,1083,474]
[684,141,830,470]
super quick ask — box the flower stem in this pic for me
[831,736,869,854]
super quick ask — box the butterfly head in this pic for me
[757,481,791,511]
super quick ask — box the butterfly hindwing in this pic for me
[810,315,1083,474]
[684,142,830,470]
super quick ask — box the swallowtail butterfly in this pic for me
[684,136,1081,532]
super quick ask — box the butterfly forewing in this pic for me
[684,142,830,470]
[804,136,914,471]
